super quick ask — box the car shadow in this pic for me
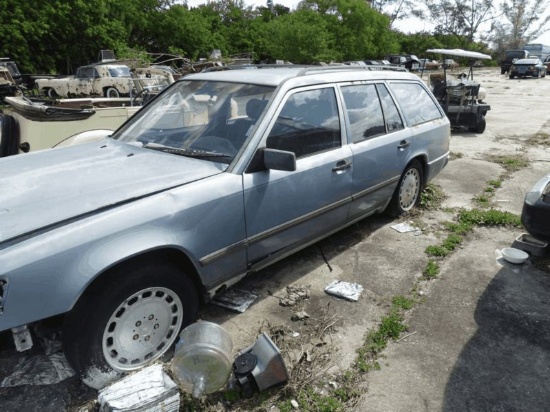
[443,259,550,411]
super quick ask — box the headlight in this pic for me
[510,65,515,70]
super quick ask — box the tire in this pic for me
[386,160,423,217]
[105,87,120,98]
[468,115,486,134]
[62,260,198,389]
[509,74,515,79]
[47,88,58,99]
[501,68,505,75]
[0,113,18,157]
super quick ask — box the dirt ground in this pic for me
[1,66,550,411]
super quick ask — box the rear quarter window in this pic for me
[389,82,443,127]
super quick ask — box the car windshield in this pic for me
[108,66,132,77]
[114,80,275,163]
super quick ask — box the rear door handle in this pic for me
[398,140,410,149]
[332,159,352,172]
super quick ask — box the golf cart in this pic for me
[425,48,492,133]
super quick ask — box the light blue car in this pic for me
[0,65,450,388]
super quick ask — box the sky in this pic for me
[183,0,550,45]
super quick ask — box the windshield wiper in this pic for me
[143,142,232,159]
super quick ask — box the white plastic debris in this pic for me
[390,222,419,233]
[98,364,179,412]
[324,280,364,301]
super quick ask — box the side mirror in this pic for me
[263,148,296,172]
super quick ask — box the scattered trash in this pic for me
[390,222,420,233]
[1,352,75,388]
[291,399,299,409]
[170,321,233,398]
[291,311,310,321]
[512,233,548,257]
[233,332,290,393]
[291,331,300,338]
[501,247,529,265]
[212,288,258,313]
[324,280,363,301]
[98,364,179,412]
[279,285,311,307]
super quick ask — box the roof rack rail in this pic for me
[295,64,408,76]
[201,63,408,74]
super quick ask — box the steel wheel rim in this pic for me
[399,168,420,211]
[102,287,183,371]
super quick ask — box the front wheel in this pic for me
[47,88,58,99]
[62,260,198,389]
[468,115,486,134]
[105,87,120,98]
[386,160,423,217]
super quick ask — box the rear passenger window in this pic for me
[342,84,385,142]
[389,82,442,126]
[266,88,341,158]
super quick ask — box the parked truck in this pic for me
[500,50,529,74]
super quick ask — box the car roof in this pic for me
[182,65,418,87]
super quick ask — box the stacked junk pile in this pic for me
[98,321,289,411]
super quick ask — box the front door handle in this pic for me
[332,159,352,172]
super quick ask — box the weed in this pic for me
[392,295,414,311]
[423,260,440,279]
[458,208,522,227]
[444,221,473,235]
[473,193,492,208]
[425,244,450,257]
[485,153,529,173]
[487,179,502,188]
[449,151,464,160]
[526,131,550,146]
[420,183,446,210]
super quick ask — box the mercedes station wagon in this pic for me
[0,65,450,388]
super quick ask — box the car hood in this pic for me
[0,139,226,243]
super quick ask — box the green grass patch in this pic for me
[458,208,522,227]
[423,260,440,279]
[473,193,492,208]
[420,183,446,210]
[449,151,464,160]
[526,131,550,146]
[485,153,529,173]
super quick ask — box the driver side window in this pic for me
[266,88,341,158]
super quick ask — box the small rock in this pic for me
[291,399,299,409]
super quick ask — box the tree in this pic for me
[367,0,416,28]
[414,0,497,43]
[492,0,550,49]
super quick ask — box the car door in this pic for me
[243,86,353,270]
[72,67,94,96]
[340,82,411,220]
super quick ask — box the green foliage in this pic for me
[457,208,522,227]
[420,183,446,210]
[423,260,440,279]
[0,0,497,75]
[392,295,414,310]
